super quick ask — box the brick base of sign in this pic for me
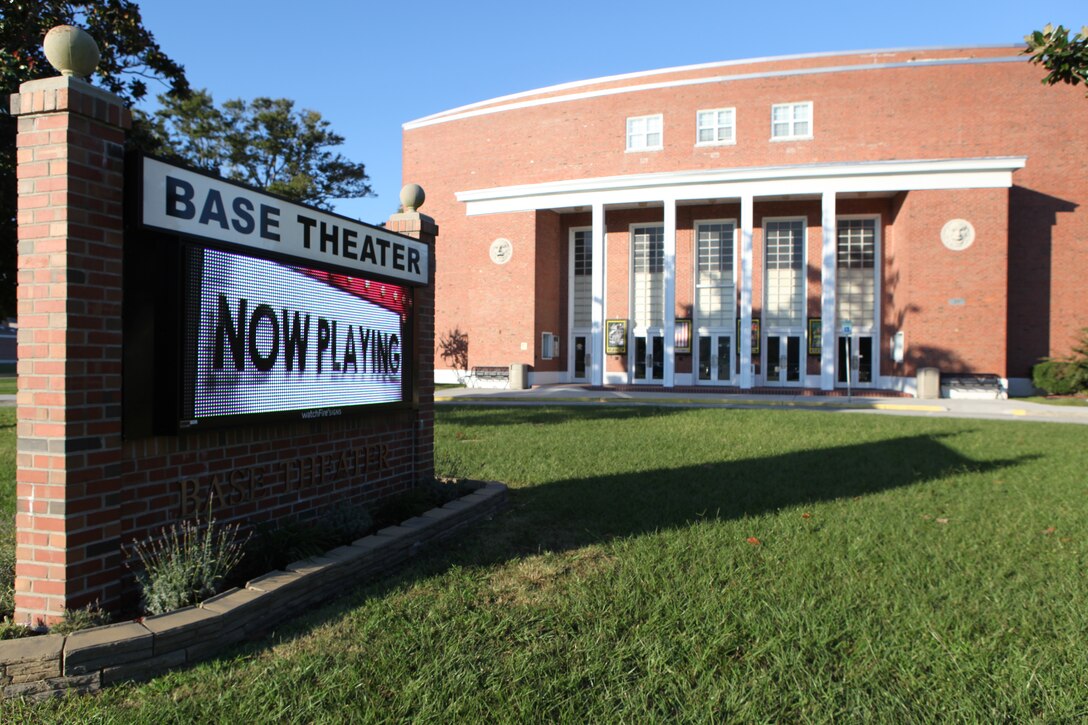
[0,482,507,701]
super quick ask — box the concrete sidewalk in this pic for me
[3,388,1084,424]
[436,384,1088,425]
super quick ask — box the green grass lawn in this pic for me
[0,377,15,396]
[4,406,1088,721]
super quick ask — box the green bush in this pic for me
[236,505,374,580]
[1033,360,1086,395]
[50,603,111,635]
[1033,331,1088,395]
[130,516,249,616]
[371,479,482,530]
[1033,328,1088,396]
[0,617,33,640]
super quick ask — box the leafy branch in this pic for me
[1024,24,1088,94]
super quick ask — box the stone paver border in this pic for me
[0,482,508,700]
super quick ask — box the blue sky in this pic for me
[133,1,1083,224]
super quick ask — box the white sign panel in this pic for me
[141,156,429,286]
[185,247,407,423]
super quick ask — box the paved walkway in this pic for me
[3,389,1084,424]
[436,384,1088,425]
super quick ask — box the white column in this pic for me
[739,194,754,389]
[820,191,837,391]
[591,202,606,387]
[663,197,676,387]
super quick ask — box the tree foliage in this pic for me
[0,0,188,102]
[1024,24,1088,95]
[150,91,373,210]
[0,1,189,319]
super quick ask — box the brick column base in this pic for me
[12,76,131,625]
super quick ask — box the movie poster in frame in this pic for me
[606,319,627,355]
[674,319,692,354]
[808,318,822,355]
[737,318,760,355]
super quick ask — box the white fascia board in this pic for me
[406,46,1019,129]
[457,157,1026,216]
[406,55,1023,131]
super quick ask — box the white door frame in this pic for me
[693,218,738,386]
[834,214,882,389]
[567,225,593,383]
[761,216,807,386]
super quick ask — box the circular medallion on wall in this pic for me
[489,237,513,264]
[940,219,975,251]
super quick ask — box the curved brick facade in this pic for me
[404,46,1088,395]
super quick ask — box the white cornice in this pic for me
[455,157,1027,216]
[405,49,1023,130]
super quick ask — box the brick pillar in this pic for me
[386,190,438,484]
[11,76,130,626]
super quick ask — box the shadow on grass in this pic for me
[486,431,1032,556]
[209,422,1035,660]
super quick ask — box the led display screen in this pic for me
[179,245,411,427]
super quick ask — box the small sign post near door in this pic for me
[841,319,853,397]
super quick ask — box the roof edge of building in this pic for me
[404,44,1024,130]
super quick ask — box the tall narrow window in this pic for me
[836,218,877,327]
[626,114,663,151]
[696,108,735,145]
[764,219,805,328]
[572,230,592,328]
[695,221,736,327]
[770,102,812,140]
[632,225,665,329]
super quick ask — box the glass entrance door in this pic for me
[765,334,801,385]
[571,333,589,382]
[697,333,732,384]
[633,333,664,383]
[837,335,873,386]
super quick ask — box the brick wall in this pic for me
[533,211,563,373]
[13,77,437,625]
[888,188,1009,376]
[13,77,130,625]
[405,48,1088,383]
[432,212,536,369]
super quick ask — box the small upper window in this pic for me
[626,114,663,151]
[696,108,735,146]
[770,102,812,141]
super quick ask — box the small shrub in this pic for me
[0,617,33,640]
[130,515,249,615]
[237,505,374,579]
[1033,360,1088,395]
[50,602,111,635]
[1034,328,1088,395]
[371,480,482,530]
[323,504,374,544]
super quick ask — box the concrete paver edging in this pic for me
[0,482,508,701]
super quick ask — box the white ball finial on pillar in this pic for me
[43,25,100,79]
[400,184,426,213]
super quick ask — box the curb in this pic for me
[436,394,949,413]
[0,482,508,701]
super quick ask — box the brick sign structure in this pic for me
[12,71,438,626]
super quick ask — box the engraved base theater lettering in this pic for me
[177,443,391,517]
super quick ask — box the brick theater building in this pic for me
[403,46,1087,395]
